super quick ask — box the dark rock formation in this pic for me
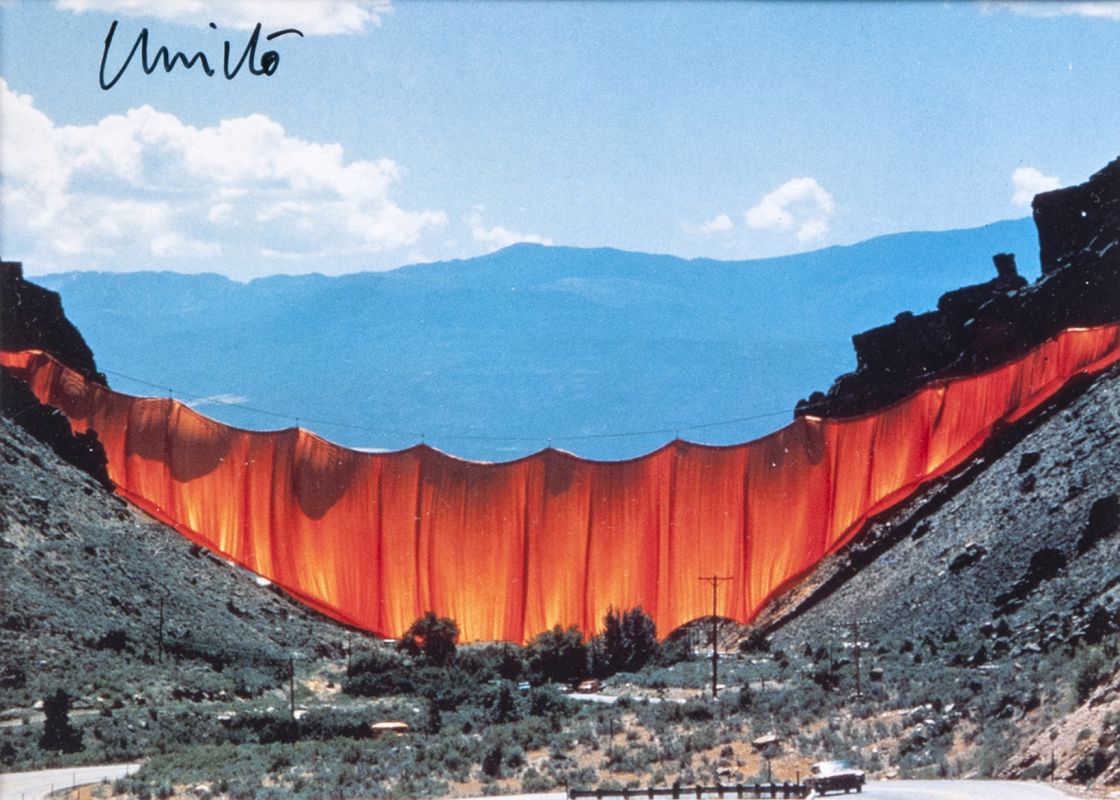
[0,371,112,489]
[1,260,104,384]
[798,157,1120,418]
[1,260,112,487]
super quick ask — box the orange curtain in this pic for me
[4,323,1118,642]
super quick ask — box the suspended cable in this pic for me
[99,364,852,446]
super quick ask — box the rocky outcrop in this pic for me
[1,261,104,384]
[1,260,111,487]
[768,360,1120,785]
[798,157,1120,418]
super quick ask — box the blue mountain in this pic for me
[35,218,1040,461]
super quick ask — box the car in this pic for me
[805,760,865,795]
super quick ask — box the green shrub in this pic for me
[1074,648,1111,704]
[528,625,588,685]
[297,707,372,740]
[343,649,415,697]
[482,742,504,778]
[521,767,554,792]
[222,712,299,745]
[488,683,521,724]
[1072,748,1111,783]
[398,612,459,666]
[589,607,660,677]
[529,685,571,717]
[681,698,713,721]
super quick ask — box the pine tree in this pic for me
[40,689,83,753]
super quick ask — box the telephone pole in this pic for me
[699,575,733,698]
[289,655,296,720]
[853,621,862,698]
[832,619,871,698]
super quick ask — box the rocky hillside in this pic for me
[756,156,1120,787]
[0,411,359,769]
[1,261,112,486]
[763,359,1120,785]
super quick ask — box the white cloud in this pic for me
[1011,166,1061,206]
[744,177,835,242]
[989,1,1120,22]
[0,78,447,275]
[699,213,734,235]
[55,0,392,35]
[465,208,553,249]
[184,393,250,408]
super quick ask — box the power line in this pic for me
[100,365,808,446]
[101,368,421,438]
[99,360,931,449]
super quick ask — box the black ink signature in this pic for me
[100,20,304,90]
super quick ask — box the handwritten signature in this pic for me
[100,20,304,90]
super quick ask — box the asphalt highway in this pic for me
[0,771,1074,800]
[453,782,1074,800]
[0,762,139,800]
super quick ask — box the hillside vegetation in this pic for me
[3,363,1119,798]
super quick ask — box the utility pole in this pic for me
[699,575,733,698]
[853,620,862,698]
[289,655,296,721]
[832,619,871,699]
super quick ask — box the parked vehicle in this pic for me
[805,760,865,795]
[369,721,410,738]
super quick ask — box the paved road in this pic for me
[0,762,139,800]
[567,692,685,705]
[0,772,1071,800]
[457,781,1072,800]
[861,781,1070,800]
[0,710,100,730]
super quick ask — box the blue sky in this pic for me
[2,0,1119,280]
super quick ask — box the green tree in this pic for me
[489,683,519,724]
[482,742,504,778]
[424,697,442,734]
[592,606,660,676]
[737,683,753,711]
[398,611,459,666]
[528,625,588,685]
[39,689,83,753]
[739,627,771,653]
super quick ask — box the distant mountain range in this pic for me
[35,218,1040,461]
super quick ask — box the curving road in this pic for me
[859,782,1071,800]
[0,762,139,800]
[456,782,1073,800]
[0,773,1073,800]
